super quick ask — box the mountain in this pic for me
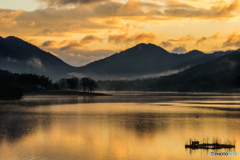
[156,50,240,92]
[0,36,75,81]
[97,50,240,92]
[0,36,234,81]
[173,50,229,69]
[75,43,229,79]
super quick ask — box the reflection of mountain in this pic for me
[0,114,39,142]
[0,109,53,142]
[0,36,232,81]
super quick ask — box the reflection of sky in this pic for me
[0,93,240,160]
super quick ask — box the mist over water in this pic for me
[0,92,240,160]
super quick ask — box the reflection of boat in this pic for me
[185,141,235,149]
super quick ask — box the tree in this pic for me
[58,78,67,90]
[18,73,52,87]
[88,79,98,92]
[80,77,89,92]
[0,70,24,100]
[233,75,240,88]
[80,77,97,92]
[66,77,79,91]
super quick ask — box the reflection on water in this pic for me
[0,92,240,160]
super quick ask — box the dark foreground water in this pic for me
[0,92,240,160]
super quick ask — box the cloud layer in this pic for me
[223,32,240,47]
[1,0,239,37]
[38,0,110,6]
[108,32,157,44]
[1,0,240,66]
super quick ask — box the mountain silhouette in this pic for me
[156,50,240,91]
[76,43,229,79]
[175,50,240,79]
[0,36,233,81]
[0,36,75,80]
[97,50,240,92]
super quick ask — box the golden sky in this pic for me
[0,0,240,66]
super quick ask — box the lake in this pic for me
[0,92,240,160]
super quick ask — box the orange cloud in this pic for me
[116,0,164,17]
[42,40,58,47]
[196,37,207,45]
[196,31,221,45]
[164,0,240,20]
[0,0,239,63]
[0,9,22,27]
[167,35,195,43]
[131,32,157,42]
[108,32,157,44]
[158,35,195,49]
[210,31,221,40]
[223,32,240,47]
[60,35,102,50]
[38,0,110,6]
[165,0,196,9]
[33,28,70,37]
[0,0,238,38]
[160,41,172,48]
[60,40,83,50]
[81,35,102,44]
[108,33,128,44]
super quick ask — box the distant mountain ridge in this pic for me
[156,49,240,92]
[97,50,240,92]
[76,43,229,79]
[0,36,236,81]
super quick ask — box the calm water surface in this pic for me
[0,92,240,160]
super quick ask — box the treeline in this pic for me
[97,79,158,91]
[97,74,240,92]
[0,69,98,100]
[97,51,240,92]
[0,69,52,100]
[56,77,97,92]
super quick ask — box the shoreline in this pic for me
[25,90,112,96]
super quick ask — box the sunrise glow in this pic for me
[1,0,240,66]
